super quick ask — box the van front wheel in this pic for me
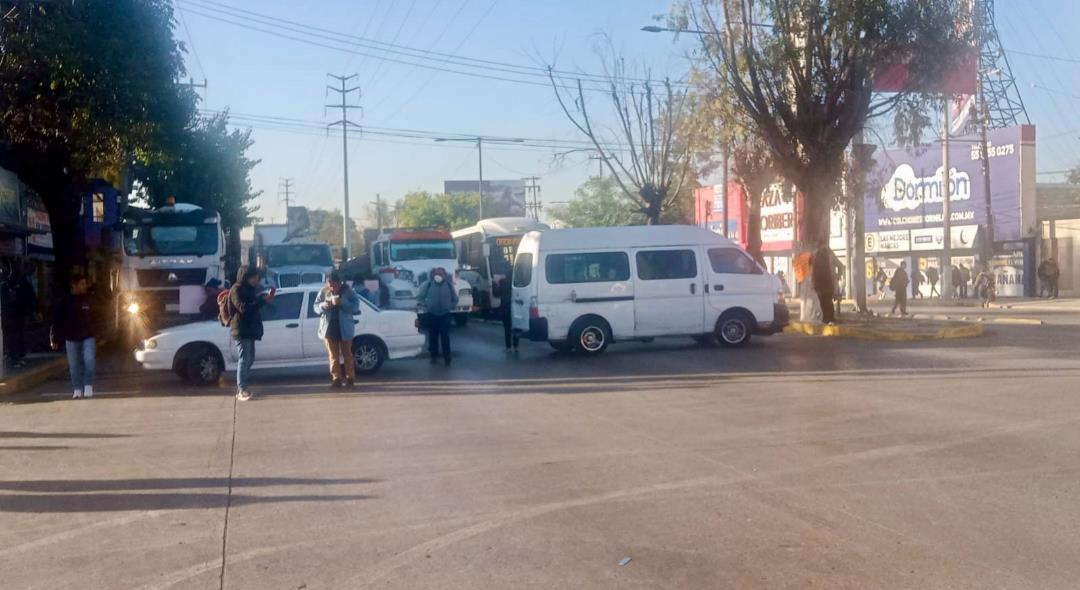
[715,311,754,347]
[570,317,611,356]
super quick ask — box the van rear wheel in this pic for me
[570,317,611,356]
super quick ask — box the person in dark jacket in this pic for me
[51,274,98,399]
[811,245,837,325]
[417,267,459,366]
[910,267,924,299]
[496,277,518,352]
[229,266,274,401]
[890,262,910,316]
[199,278,223,320]
[2,265,38,367]
[315,271,361,388]
[925,266,940,298]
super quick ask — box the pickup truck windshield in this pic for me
[124,224,218,256]
[390,240,455,261]
[267,245,333,267]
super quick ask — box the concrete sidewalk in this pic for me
[786,314,983,341]
[0,353,67,397]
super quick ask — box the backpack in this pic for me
[217,288,235,327]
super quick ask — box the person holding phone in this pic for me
[229,266,274,401]
[315,271,360,388]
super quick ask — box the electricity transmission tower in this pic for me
[975,0,1029,128]
[523,177,542,220]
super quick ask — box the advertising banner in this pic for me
[864,125,1024,246]
[759,183,795,246]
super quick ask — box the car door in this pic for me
[304,290,326,360]
[253,291,305,362]
[704,247,770,326]
[632,247,704,336]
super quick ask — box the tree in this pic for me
[548,51,698,225]
[680,0,972,246]
[1069,164,1080,186]
[393,191,486,231]
[308,209,363,250]
[0,0,194,288]
[550,177,645,227]
[135,111,262,233]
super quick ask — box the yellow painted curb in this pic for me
[784,321,983,341]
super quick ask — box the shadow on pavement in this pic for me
[0,476,380,492]
[0,431,132,439]
[0,492,375,513]
[0,445,72,451]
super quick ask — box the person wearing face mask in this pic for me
[417,267,459,366]
[315,271,361,388]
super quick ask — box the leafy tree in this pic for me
[551,177,645,227]
[1069,164,1080,186]
[548,50,698,225]
[135,111,261,233]
[0,0,194,288]
[307,208,363,250]
[678,0,972,246]
[393,191,490,231]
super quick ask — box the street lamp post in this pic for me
[434,136,525,222]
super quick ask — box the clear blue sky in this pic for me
[177,0,1080,226]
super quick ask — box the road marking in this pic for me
[0,511,164,558]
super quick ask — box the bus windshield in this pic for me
[124,224,219,256]
[390,239,455,261]
[488,235,521,275]
[267,245,333,267]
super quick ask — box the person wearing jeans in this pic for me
[52,274,97,399]
[228,266,273,401]
[315,271,360,388]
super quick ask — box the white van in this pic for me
[510,226,788,354]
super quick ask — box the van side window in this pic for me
[545,252,630,284]
[636,250,697,280]
[708,248,763,275]
[512,253,533,287]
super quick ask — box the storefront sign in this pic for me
[992,251,1024,297]
[760,183,795,244]
[865,229,911,253]
[909,224,979,251]
[864,126,1025,243]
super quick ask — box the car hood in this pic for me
[268,265,332,275]
[147,320,226,348]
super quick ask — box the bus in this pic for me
[453,217,549,315]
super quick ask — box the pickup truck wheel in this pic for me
[184,346,223,386]
[353,336,386,375]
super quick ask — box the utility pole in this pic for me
[278,177,294,211]
[589,152,604,178]
[941,97,953,300]
[326,73,362,259]
[523,176,542,220]
[375,193,384,231]
[434,136,524,222]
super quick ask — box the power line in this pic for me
[176,0,685,90]
[1006,48,1080,65]
[176,5,206,80]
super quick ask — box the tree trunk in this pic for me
[745,186,764,264]
[799,188,832,249]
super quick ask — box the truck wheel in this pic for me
[353,336,386,375]
[184,346,223,386]
[570,316,611,356]
[454,314,469,327]
[715,310,754,348]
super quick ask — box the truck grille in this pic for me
[276,272,324,288]
[137,268,207,287]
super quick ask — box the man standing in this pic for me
[811,245,837,325]
[910,266,924,299]
[959,264,971,298]
[1037,259,1050,298]
[890,262,910,316]
[315,271,360,388]
[951,265,963,298]
[497,277,519,352]
[417,267,458,366]
[1046,258,1061,298]
[229,266,274,401]
[51,274,97,399]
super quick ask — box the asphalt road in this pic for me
[2,319,1079,589]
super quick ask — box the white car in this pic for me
[134,287,425,385]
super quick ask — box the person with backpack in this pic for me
[223,266,274,401]
[890,262,910,316]
[925,266,940,298]
[314,271,361,388]
[417,267,458,366]
[910,266,924,299]
[973,264,996,308]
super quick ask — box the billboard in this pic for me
[444,179,525,217]
[864,125,1030,253]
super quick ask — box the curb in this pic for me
[910,314,1044,326]
[784,321,983,341]
[0,356,68,398]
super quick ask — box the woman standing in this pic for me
[315,271,361,388]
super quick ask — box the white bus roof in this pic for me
[526,225,736,251]
[452,217,549,239]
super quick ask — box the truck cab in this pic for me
[368,229,474,324]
